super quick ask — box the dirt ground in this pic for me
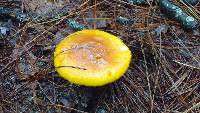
[0,0,200,113]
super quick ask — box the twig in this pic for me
[183,101,200,113]
[173,60,200,70]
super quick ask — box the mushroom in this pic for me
[54,30,132,86]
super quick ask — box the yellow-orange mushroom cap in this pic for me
[54,30,132,86]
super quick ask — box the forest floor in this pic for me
[0,0,199,113]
